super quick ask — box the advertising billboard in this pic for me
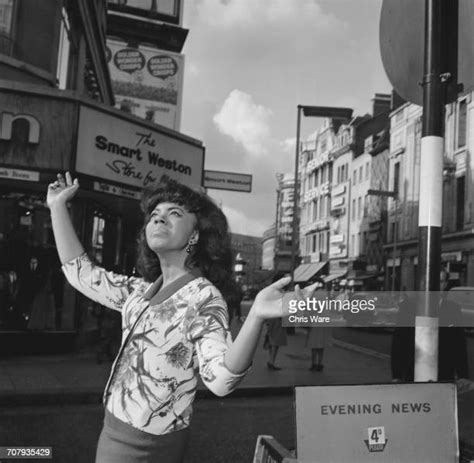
[107,39,184,131]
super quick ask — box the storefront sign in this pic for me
[0,112,40,144]
[76,106,204,190]
[107,39,184,131]
[295,383,457,463]
[203,170,252,192]
[0,167,39,182]
[93,182,141,200]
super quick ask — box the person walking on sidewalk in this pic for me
[304,281,332,371]
[47,172,314,463]
[265,272,288,370]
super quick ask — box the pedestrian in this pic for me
[265,273,288,370]
[47,172,309,463]
[304,281,332,371]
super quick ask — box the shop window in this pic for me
[0,195,68,332]
[92,214,105,264]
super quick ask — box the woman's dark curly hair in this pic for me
[136,177,233,295]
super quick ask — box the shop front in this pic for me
[0,81,204,354]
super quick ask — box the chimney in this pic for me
[372,93,391,116]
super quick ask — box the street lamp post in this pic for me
[291,105,353,282]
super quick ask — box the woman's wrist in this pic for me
[247,304,266,325]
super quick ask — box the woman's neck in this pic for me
[158,252,190,287]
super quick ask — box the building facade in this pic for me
[0,0,204,354]
[386,91,474,290]
[295,119,337,283]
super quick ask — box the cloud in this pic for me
[280,137,296,154]
[220,203,269,236]
[213,89,273,156]
[193,0,341,31]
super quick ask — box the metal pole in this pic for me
[291,106,302,282]
[414,0,446,382]
[391,199,398,292]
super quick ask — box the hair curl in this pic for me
[136,177,233,296]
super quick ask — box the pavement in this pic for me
[0,324,473,459]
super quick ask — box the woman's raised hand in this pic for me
[250,276,292,320]
[47,172,79,209]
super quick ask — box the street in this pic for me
[0,396,294,463]
[332,328,474,381]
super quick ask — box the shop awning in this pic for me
[293,262,328,283]
[322,272,347,283]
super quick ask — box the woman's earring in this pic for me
[186,240,195,253]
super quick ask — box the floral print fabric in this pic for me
[62,254,248,435]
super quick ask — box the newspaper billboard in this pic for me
[106,39,184,131]
[295,383,458,463]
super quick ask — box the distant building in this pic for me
[230,233,262,290]
[261,225,276,271]
[274,173,295,273]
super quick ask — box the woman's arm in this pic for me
[223,277,291,374]
[47,172,84,264]
[48,172,142,311]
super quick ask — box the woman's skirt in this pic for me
[95,410,190,463]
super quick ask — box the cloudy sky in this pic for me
[180,0,391,236]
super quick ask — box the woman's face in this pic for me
[145,202,198,255]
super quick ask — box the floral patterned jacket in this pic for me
[62,254,248,435]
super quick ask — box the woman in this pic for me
[47,172,310,463]
[304,281,332,371]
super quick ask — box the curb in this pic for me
[332,338,391,360]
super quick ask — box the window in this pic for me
[0,0,14,54]
[457,99,467,148]
[352,199,356,220]
[393,162,400,196]
[320,196,325,218]
[353,170,357,185]
[359,166,363,183]
[313,199,318,221]
[358,197,362,219]
[365,162,370,180]
[351,234,355,254]
[56,8,72,89]
[315,169,319,187]
[320,232,325,251]
[312,234,317,253]
[456,175,465,230]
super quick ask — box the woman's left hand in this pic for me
[250,277,320,321]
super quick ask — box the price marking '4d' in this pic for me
[364,426,387,452]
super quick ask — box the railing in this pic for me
[253,435,297,463]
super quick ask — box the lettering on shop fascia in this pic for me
[0,112,40,144]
